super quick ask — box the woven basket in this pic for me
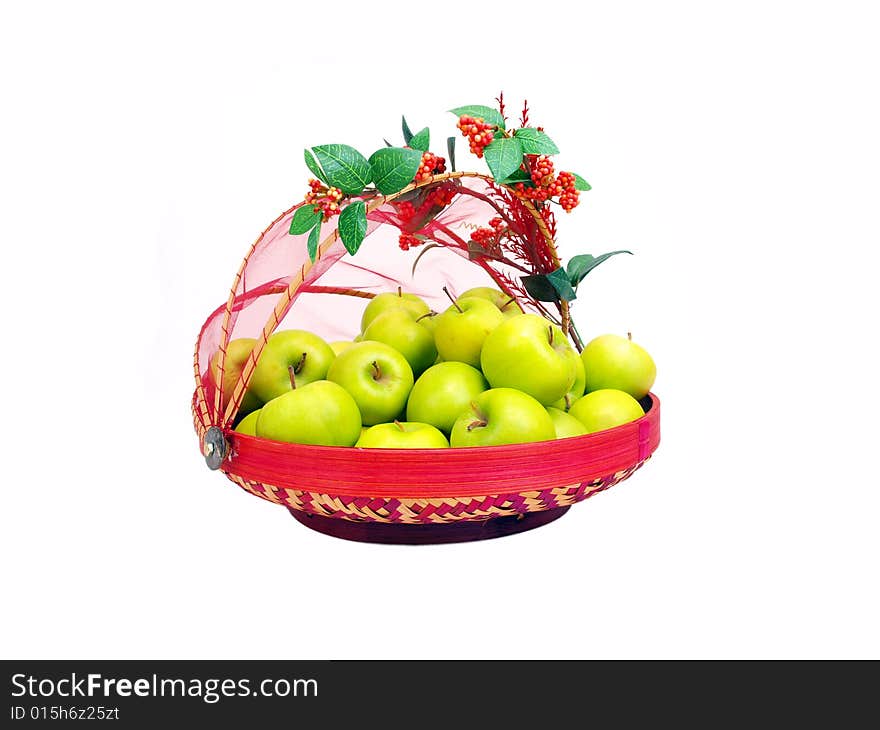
[193,172,661,542]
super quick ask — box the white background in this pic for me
[2,1,878,659]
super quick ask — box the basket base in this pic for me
[288,506,570,545]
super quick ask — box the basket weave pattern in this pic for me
[192,393,656,524]
[224,462,646,524]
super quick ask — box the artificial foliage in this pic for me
[291,93,630,349]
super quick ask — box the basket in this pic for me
[193,167,661,544]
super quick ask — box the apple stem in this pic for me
[397,286,402,297]
[371,360,382,380]
[394,420,405,432]
[467,401,488,430]
[501,296,517,311]
[288,364,297,390]
[548,325,554,345]
[294,351,307,373]
[442,286,463,313]
[416,311,437,323]
[627,331,632,341]
[564,394,571,411]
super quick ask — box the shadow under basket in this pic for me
[194,392,660,545]
[289,506,572,545]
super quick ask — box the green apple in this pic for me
[326,341,414,425]
[360,290,430,332]
[500,302,525,319]
[569,389,644,433]
[330,341,354,356]
[581,333,656,399]
[362,308,437,376]
[406,362,489,433]
[449,388,555,447]
[209,338,262,415]
[255,380,361,446]
[234,408,261,436]
[546,407,588,439]
[458,286,523,318]
[356,421,449,448]
[434,297,504,367]
[249,329,335,403]
[416,311,440,333]
[550,349,586,411]
[480,314,577,405]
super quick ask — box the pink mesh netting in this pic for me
[195,177,551,430]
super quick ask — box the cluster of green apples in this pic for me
[211,287,656,449]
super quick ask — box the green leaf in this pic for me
[547,267,577,302]
[498,168,531,185]
[368,146,423,195]
[338,201,368,255]
[402,116,414,144]
[520,273,558,302]
[572,173,592,191]
[522,268,577,302]
[566,250,632,287]
[311,144,372,195]
[289,205,321,235]
[307,220,322,262]
[513,128,560,155]
[304,149,326,183]
[449,104,506,129]
[483,137,524,182]
[447,136,456,172]
[409,127,430,152]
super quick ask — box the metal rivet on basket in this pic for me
[203,426,228,470]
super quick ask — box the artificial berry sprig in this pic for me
[530,155,554,186]
[425,184,455,208]
[393,181,456,230]
[396,201,416,221]
[394,182,458,251]
[514,156,581,212]
[469,216,507,245]
[292,98,589,266]
[456,115,495,158]
[398,232,424,251]
[414,151,447,183]
[556,171,580,212]
[304,178,344,221]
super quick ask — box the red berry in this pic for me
[398,232,422,250]
[426,185,455,208]
[469,217,508,246]
[303,181,345,221]
[557,171,576,192]
[508,156,582,212]
[559,189,580,212]
[413,151,447,183]
[457,115,495,159]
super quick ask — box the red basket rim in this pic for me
[216,392,660,500]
